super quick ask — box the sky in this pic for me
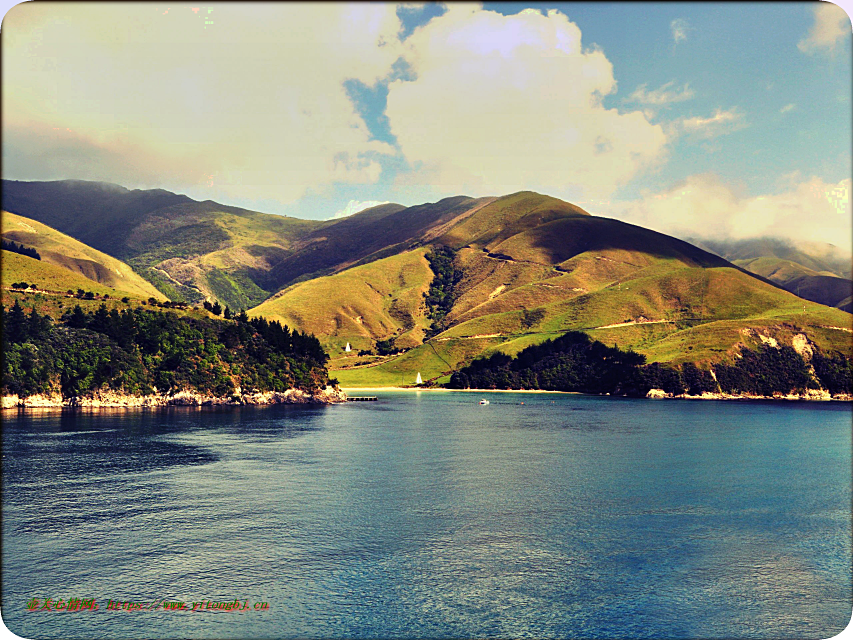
[2,1,852,252]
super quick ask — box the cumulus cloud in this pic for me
[611,174,853,254]
[1,3,402,207]
[332,200,391,219]
[628,81,694,106]
[798,3,851,54]
[384,5,667,200]
[779,103,796,114]
[669,108,747,139]
[670,18,690,45]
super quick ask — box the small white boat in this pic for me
[479,399,489,405]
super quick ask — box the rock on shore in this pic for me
[645,388,851,401]
[1,386,347,409]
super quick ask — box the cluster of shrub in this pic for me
[10,282,37,291]
[2,239,40,260]
[448,330,851,397]
[144,297,188,310]
[423,246,463,338]
[203,300,232,318]
[2,300,331,399]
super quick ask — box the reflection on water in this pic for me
[2,395,851,639]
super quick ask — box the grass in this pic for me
[331,263,851,385]
[2,211,166,300]
[2,251,147,301]
[250,248,435,357]
[435,191,589,250]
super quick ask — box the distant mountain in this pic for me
[1,211,165,300]
[691,237,852,312]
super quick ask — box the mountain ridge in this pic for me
[4,179,850,388]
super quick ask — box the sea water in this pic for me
[2,392,850,639]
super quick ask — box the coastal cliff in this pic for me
[1,386,347,409]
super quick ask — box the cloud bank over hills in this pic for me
[612,175,852,254]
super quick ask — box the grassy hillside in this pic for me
[2,180,324,309]
[250,248,434,357]
[261,197,492,290]
[321,208,852,387]
[1,250,153,300]
[2,211,166,300]
[691,236,852,312]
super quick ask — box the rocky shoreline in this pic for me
[645,388,852,401]
[1,386,347,409]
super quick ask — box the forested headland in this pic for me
[2,300,338,404]
[448,330,852,398]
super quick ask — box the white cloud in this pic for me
[1,3,403,206]
[610,174,853,254]
[670,18,689,45]
[384,5,667,200]
[779,103,796,114]
[332,200,391,219]
[798,3,851,54]
[628,81,694,106]
[669,108,747,139]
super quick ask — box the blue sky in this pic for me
[2,2,851,250]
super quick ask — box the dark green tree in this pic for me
[6,300,27,343]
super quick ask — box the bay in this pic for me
[2,392,850,639]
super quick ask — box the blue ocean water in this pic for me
[2,392,850,639]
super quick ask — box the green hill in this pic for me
[1,250,156,301]
[693,237,851,278]
[2,211,165,300]
[2,180,323,309]
[250,248,434,356]
[252,196,851,388]
[7,181,850,389]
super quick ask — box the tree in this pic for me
[211,301,222,316]
[223,306,232,320]
[6,300,27,343]
[27,307,49,340]
[68,305,88,329]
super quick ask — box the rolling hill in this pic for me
[1,211,166,301]
[2,180,325,309]
[1,250,158,302]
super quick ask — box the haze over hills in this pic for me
[3,179,851,387]
[691,237,853,312]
